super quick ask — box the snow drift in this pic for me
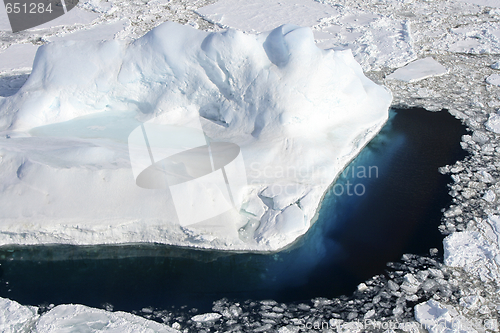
[0,22,391,251]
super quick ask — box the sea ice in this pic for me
[436,21,500,54]
[27,8,100,31]
[0,297,38,333]
[0,297,180,333]
[486,73,500,86]
[36,304,179,332]
[47,19,130,42]
[458,0,500,7]
[443,230,500,283]
[196,0,340,33]
[415,299,479,333]
[0,22,391,251]
[386,57,447,82]
[484,111,500,133]
[197,0,415,71]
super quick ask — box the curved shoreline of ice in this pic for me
[0,22,391,252]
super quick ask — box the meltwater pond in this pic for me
[0,108,467,313]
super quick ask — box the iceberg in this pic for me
[0,22,391,251]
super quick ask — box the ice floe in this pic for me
[387,57,447,82]
[0,297,180,333]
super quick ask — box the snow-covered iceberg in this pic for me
[0,22,391,251]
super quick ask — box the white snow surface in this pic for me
[47,19,130,42]
[36,304,179,332]
[444,224,500,283]
[0,297,180,333]
[485,111,500,133]
[197,0,416,71]
[0,44,39,73]
[28,8,101,31]
[0,22,391,251]
[0,297,38,333]
[486,73,500,86]
[458,0,500,7]
[196,0,340,33]
[386,57,447,82]
[436,21,500,54]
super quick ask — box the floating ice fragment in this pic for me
[357,283,368,292]
[386,57,447,82]
[444,206,462,218]
[460,295,482,310]
[191,313,222,322]
[471,130,489,144]
[486,74,500,86]
[485,112,500,133]
[479,170,495,183]
[483,190,497,202]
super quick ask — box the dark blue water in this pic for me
[0,108,467,313]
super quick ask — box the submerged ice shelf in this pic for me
[0,22,391,251]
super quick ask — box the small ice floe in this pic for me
[486,73,500,86]
[191,313,222,322]
[483,189,496,203]
[386,57,447,83]
[485,111,500,133]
